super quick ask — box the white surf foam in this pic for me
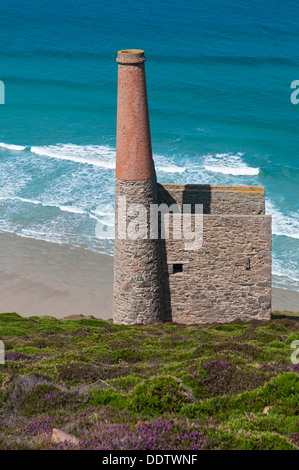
[90,214,115,227]
[203,152,260,176]
[93,210,114,217]
[58,205,86,214]
[266,200,299,240]
[28,144,188,175]
[91,204,115,227]
[272,257,299,290]
[0,196,87,216]
[30,144,116,170]
[0,196,42,205]
[0,142,27,151]
[155,157,186,174]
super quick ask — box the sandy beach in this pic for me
[0,232,113,319]
[272,288,299,314]
[0,231,297,319]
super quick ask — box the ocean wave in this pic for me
[29,143,189,175]
[0,194,117,223]
[272,257,299,290]
[266,200,299,240]
[90,214,115,228]
[156,165,186,174]
[0,142,259,179]
[58,205,86,214]
[0,196,87,216]
[30,144,116,169]
[155,155,186,174]
[93,210,114,217]
[0,142,27,151]
[0,196,41,205]
[203,152,260,176]
[1,141,188,175]
[8,228,114,256]
[91,204,115,228]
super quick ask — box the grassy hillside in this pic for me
[0,312,298,450]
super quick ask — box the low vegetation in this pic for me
[0,312,298,450]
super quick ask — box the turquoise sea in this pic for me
[0,0,298,292]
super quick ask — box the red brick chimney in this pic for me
[116,49,155,181]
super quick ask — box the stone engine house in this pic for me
[113,49,272,325]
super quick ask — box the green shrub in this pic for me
[0,326,29,337]
[90,388,127,409]
[130,376,193,415]
[110,348,144,364]
[75,319,111,328]
[181,373,299,419]
[267,340,286,349]
[265,322,288,332]
[235,431,297,450]
[214,324,248,332]
[0,313,22,322]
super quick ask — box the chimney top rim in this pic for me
[117,49,146,64]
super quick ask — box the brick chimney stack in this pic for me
[113,49,162,325]
[115,49,155,181]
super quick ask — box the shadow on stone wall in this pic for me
[157,184,212,321]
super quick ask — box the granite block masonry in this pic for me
[113,49,272,325]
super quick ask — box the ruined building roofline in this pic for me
[157,183,266,215]
[158,183,265,194]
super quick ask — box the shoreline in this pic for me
[0,231,298,318]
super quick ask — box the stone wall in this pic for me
[160,214,272,324]
[158,184,265,215]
